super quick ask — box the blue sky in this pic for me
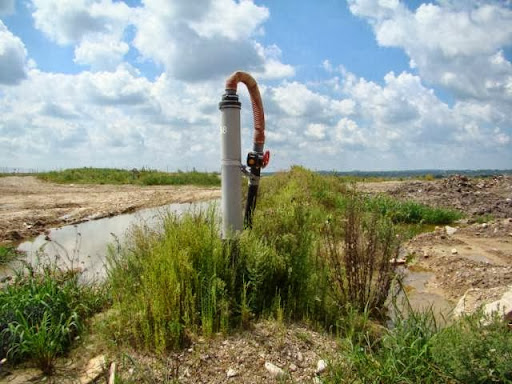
[0,0,511,172]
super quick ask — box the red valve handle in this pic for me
[262,150,270,168]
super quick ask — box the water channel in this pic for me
[6,201,217,282]
[4,200,454,321]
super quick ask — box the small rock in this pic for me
[316,359,327,375]
[265,362,286,379]
[226,368,237,378]
[390,258,406,265]
[451,248,458,255]
[482,223,488,229]
[80,355,105,384]
[297,351,304,362]
[289,363,297,372]
[484,288,512,321]
[445,226,457,236]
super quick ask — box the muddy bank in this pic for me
[0,176,220,244]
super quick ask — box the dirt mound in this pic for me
[390,175,512,218]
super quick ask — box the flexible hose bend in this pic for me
[225,71,265,145]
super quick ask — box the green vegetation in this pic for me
[0,264,108,374]
[475,213,495,224]
[366,195,463,225]
[105,167,462,354]
[328,306,512,383]
[37,167,220,186]
[0,245,20,265]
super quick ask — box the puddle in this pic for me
[4,201,217,282]
[389,269,454,325]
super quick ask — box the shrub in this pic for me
[106,168,411,352]
[321,192,400,317]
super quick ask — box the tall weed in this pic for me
[0,263,107,373]
[321,192,399,317]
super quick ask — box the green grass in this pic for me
[0,245,20,265]
[37,167,220,186]
[327,307,512,384]
[366,195,463,225]
[0,263,108,374]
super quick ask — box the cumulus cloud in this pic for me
[132,0,292,82]
[0,0,15,15]
[31,0,132,70]
[32,0,133,44]
[74,34,129,70]
[348,0,512,102]
[0,21,28,85]
[3,0,509,171]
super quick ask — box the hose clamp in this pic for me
[240,165,260,183]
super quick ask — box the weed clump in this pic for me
[0,245,20,265]
[0,264,107,374]
[329,307,512,384]
[321,192,399,317]
[106,167,405,351]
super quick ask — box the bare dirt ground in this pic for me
[360,175,512,313]
[0,176,221,244]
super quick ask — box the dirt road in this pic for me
[0,176,220,244]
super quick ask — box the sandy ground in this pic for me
[0,176,220,244]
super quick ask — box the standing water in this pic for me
[9,201,217,282]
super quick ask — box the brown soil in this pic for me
[0,176,220,244]
[360,175,512,304]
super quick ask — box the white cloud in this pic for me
[334,118,367,148]
[74,34,129,70]
[32,0,133,45]
[0,0,15,15]
[132,0,292,82]
[349,0,512,102]
[2,1,509,172]
[305,123,327,140]
[188,0,269,40]
[31,0,133,72]
[0,21,28,85]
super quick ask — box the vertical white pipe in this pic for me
[220,91,242,239]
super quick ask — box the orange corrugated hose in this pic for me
[225,71,265,145]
